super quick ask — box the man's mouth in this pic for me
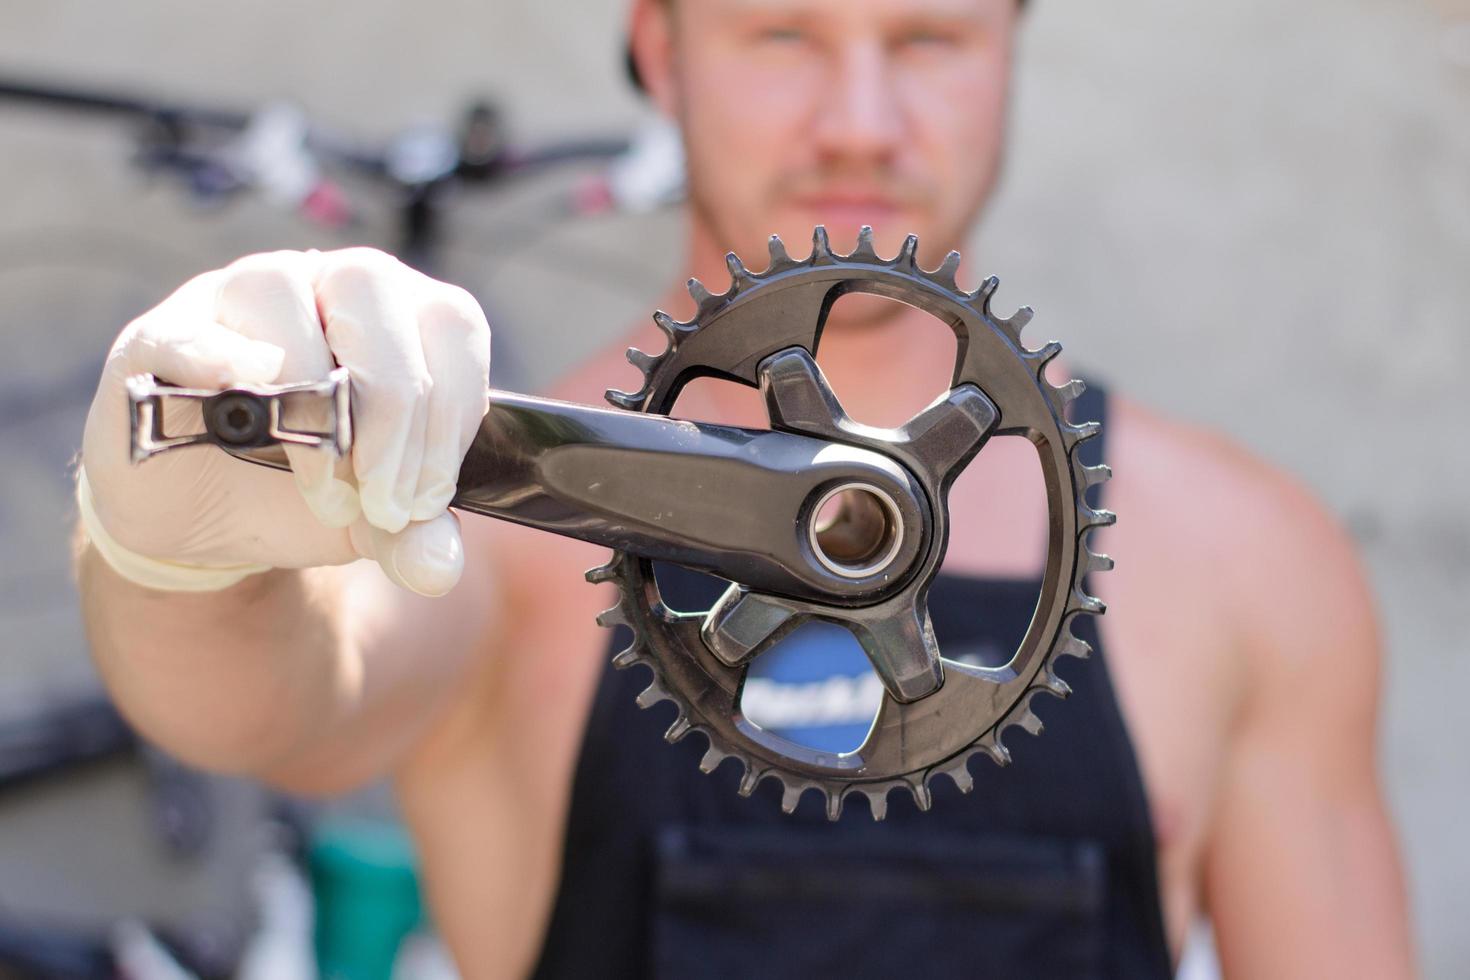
[789,203,904,241]
[783,187,917,236]
[791,192,901,214]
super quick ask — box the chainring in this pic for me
[590,226,1113,820]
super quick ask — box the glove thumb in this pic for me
[350,511,465,597]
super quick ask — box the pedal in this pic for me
[126,367,352,464]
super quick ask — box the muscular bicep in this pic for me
[1205,492,1413,977]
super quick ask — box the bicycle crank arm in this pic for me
[126,366,950,605]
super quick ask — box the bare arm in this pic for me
[78,526,501,795]
[75,246,499,795]
[1205,474,1414,977]
[389,351,633,979]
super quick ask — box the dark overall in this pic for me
[530,386,1173,980]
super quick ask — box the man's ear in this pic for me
[628,0,678,118]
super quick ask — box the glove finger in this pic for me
[314,249,431,534]
[411,289,491,520]
[86,271,287,528]
[394,383,431,522]
[213,251,360,528]
[125,317,286,391]
[348,510,465,597]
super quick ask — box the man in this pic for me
[75,0,1414,976]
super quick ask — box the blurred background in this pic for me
[0,0,1465,977]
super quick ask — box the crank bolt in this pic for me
[205,393,272,447]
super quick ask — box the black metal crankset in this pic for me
[127,226,1112,818]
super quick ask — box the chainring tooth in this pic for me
[1052,377,1087,405]
[664,715,692,743]
[590,226,1111,819]
[698,744,729,774]
[605,388,642,412]
[851,225,880,262]
[625,347,656,373]
[737,765,763,798]
[941,757,975,794]
[1041,668,1072,698]
[976,274,999,304]
[1080,503,1117,531]
[595,607,627,630]
[892,233,920,271]
[1064,419,1103,451]
[1006,305,1035,334]
[1056,631,1092,660]
[1071,588,1107,617]
[652,310,682,341]
[635,679,670,710]
[929,249,962,291]
[1025,340,1064,369]
[979,731,1013,767]
[810,226,836,265]
[825,790,845,822]
[687,276,716,310]
[860,787,887,821]
[765,234,794,273]
[725,252,754,289]
[585,561,618,585]
[1083,463,1112,488]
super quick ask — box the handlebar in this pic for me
[0,72,646,265]
[0,73,628,182]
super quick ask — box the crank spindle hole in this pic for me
[809,483,902,579]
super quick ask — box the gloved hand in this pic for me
[79,248,492,596]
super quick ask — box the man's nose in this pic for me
[813,41,904,165]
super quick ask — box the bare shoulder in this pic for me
[1109,395,1338,530]
[1107,405,1411,975]
[1105,393,1380,693]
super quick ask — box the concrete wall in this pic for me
[1,0,1465,975]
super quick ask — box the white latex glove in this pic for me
[79,248,491,596]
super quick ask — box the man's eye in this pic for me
[758,27,807,45]
[898,29,958,48]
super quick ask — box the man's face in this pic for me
[641,0,1019,268]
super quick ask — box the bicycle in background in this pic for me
[0,72,683,979]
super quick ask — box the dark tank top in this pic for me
[531,385,1172,980]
